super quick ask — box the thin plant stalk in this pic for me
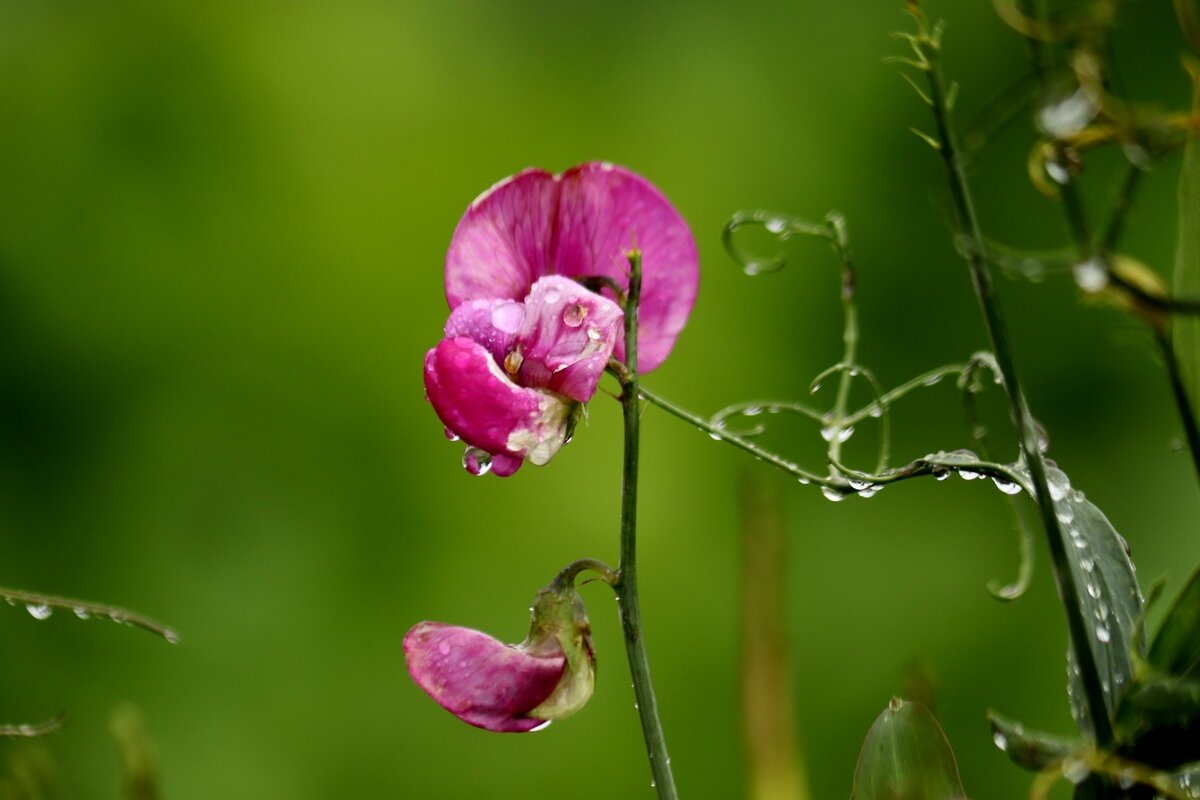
[916,14,1115,747]
[739,476,809,800]
[612,249,677,799]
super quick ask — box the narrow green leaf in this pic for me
[1148,564,1200,681]
[851,698,967,800]
[1173,61,1200,422]
[988,711,1078,772]
[1039,466,1144,739]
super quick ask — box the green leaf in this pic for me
[1173,60,1200,421]
[851,698,967,800]
[1148,564,1200,681]
[988,711,1078,772]
[1121,674,1200,725]
[1040,466,1144,739]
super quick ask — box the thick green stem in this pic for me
[613,250,677,799]
[919,21,1115,747]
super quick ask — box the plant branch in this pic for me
[612,250,677,799]
[0,586,179,644]
[913,11,1115,746]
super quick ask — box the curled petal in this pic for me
[424,338,572,469]
[444,298,520,365]
[515,276,622,403]
[553,163,698,373]
[404,622,564,733]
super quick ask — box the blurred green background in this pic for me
[0,1,1194,797]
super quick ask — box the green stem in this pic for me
[613,250,677,799]
[636,386,834,488]
[1156,328,1200,484]
[825,215,859,471]
[918,17,1115,747]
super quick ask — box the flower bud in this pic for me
[404,581,594,733]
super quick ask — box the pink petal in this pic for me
[444,163,698,374]
[444,298,520,365]
[404,622,564,733]
[514,276,622,403]
[552,163,698,373]
[445,169,559,308]
[424,338,572,468]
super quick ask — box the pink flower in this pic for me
[424,162,698,476]
[404,583,595,733]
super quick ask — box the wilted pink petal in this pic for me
[404,622,564,733]
[514,276,622,403]
[424,337,572,465]
[445,162,697,373]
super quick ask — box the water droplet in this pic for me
[991,477,1022,495]
[73,607,91,620]
[1045,159,1071,185]
[820,425,854,443]
[463,446,493,476]
[26,603,52,621]
[742,405,764,417]
[1086,581,1101,599]
[491,302,525,333]
[764,217,787,234]
[164,629,181,644]
[933,467,950,481]
[1056,503,1075,524]
[443,427,460,442]
[821,486,849,502]
[1116,769,1135,790]
[858,484,881,499]
[992,731,1008,751]
[544,289,561,304]
[562,304,588,328]
[810,382,822,394]
[1096,626,1111,643]
[1047,470,1071,501]
[1073,259,1108,292]
[796,476,810,485]
[586,326,601,341]
[922,373,943,387]
[438,641,452,656]
[1062,756,1090,784]
[958,469,980,481]
[530,720,553,732]
[847,478,871,491]
[1038,88,1097,138]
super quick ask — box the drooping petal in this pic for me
[404,622,564,733]
[445,169,559,308]
[424,337,573,468]
[552,163,698,373]
[514,276,622,403]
